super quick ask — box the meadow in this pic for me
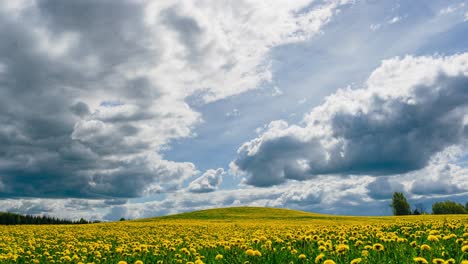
[1,207,468,264]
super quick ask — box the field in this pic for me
[1,207,468,264]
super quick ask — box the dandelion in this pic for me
[427,235,438,242]
[350,258,362,264]
[323,260,336,264]
[135,261,143,264]
[315,253,325,263]
[372,243,384,251]
[462,245,468,253]
[413,257,428,264]
[432,259,444,264]
[215,254,223,260]
[117,261,127,264]
[420,244,431,251]
[445,259,455,264]
[298,254,306,259]
[335,244,349,254]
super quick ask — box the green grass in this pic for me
[136,206,398,222]
[156,206,323,220]
[135,206,463,224]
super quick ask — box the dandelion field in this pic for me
[1,207,468,264]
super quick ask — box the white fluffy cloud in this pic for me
[232,54,468,186]
[188,168,224,193]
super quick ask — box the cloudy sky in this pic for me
[0,0,467,220]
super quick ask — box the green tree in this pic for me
[432,201,466,214]
[391,192,411,215]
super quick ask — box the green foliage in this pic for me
[0,212,92,225]
[391,192,411,215]
[432,201,466,214]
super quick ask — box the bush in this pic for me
[432,201,466,214]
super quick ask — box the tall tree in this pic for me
[391,192,411,215]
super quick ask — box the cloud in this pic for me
[366,177,405,200]
[387,16,401,24]
[271,86,284,97]
[0,0,348,198]
[188,168,224,193]
[409,147,468,196]
[232,54,468,187]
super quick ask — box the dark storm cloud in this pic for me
[366,177,405,200]
[233,55,468,187]
[0,1,196,198]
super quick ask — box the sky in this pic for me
[0,0,467,221]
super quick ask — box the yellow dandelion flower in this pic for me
[431,259,444,264]
[336,244,349,254]
[298,254,306,259]
[372,243,384,251]
[215,254,223,260]
[323,260,336,264]
[245,249,254,256]
[118,261,128,264]
[420,244,431,251]
[427,235,439,242]
[445,259,455,264]
[462,245,468,253]
[361,250,369,257]
[413,257,428,264]
[253,250,262,257]
[315,253,325,263]
[350,258,362,264]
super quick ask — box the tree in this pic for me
[414,203,426,214]
[432,201,466,214]
[391,192,411,215]
[465,202,468,212]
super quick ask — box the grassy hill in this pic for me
[136,206,372,222]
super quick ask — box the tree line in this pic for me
[391,192,468,215]
[0,212,100,225]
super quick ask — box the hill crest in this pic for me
[138,206,330,221]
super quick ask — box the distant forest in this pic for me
[0,212,99,225]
